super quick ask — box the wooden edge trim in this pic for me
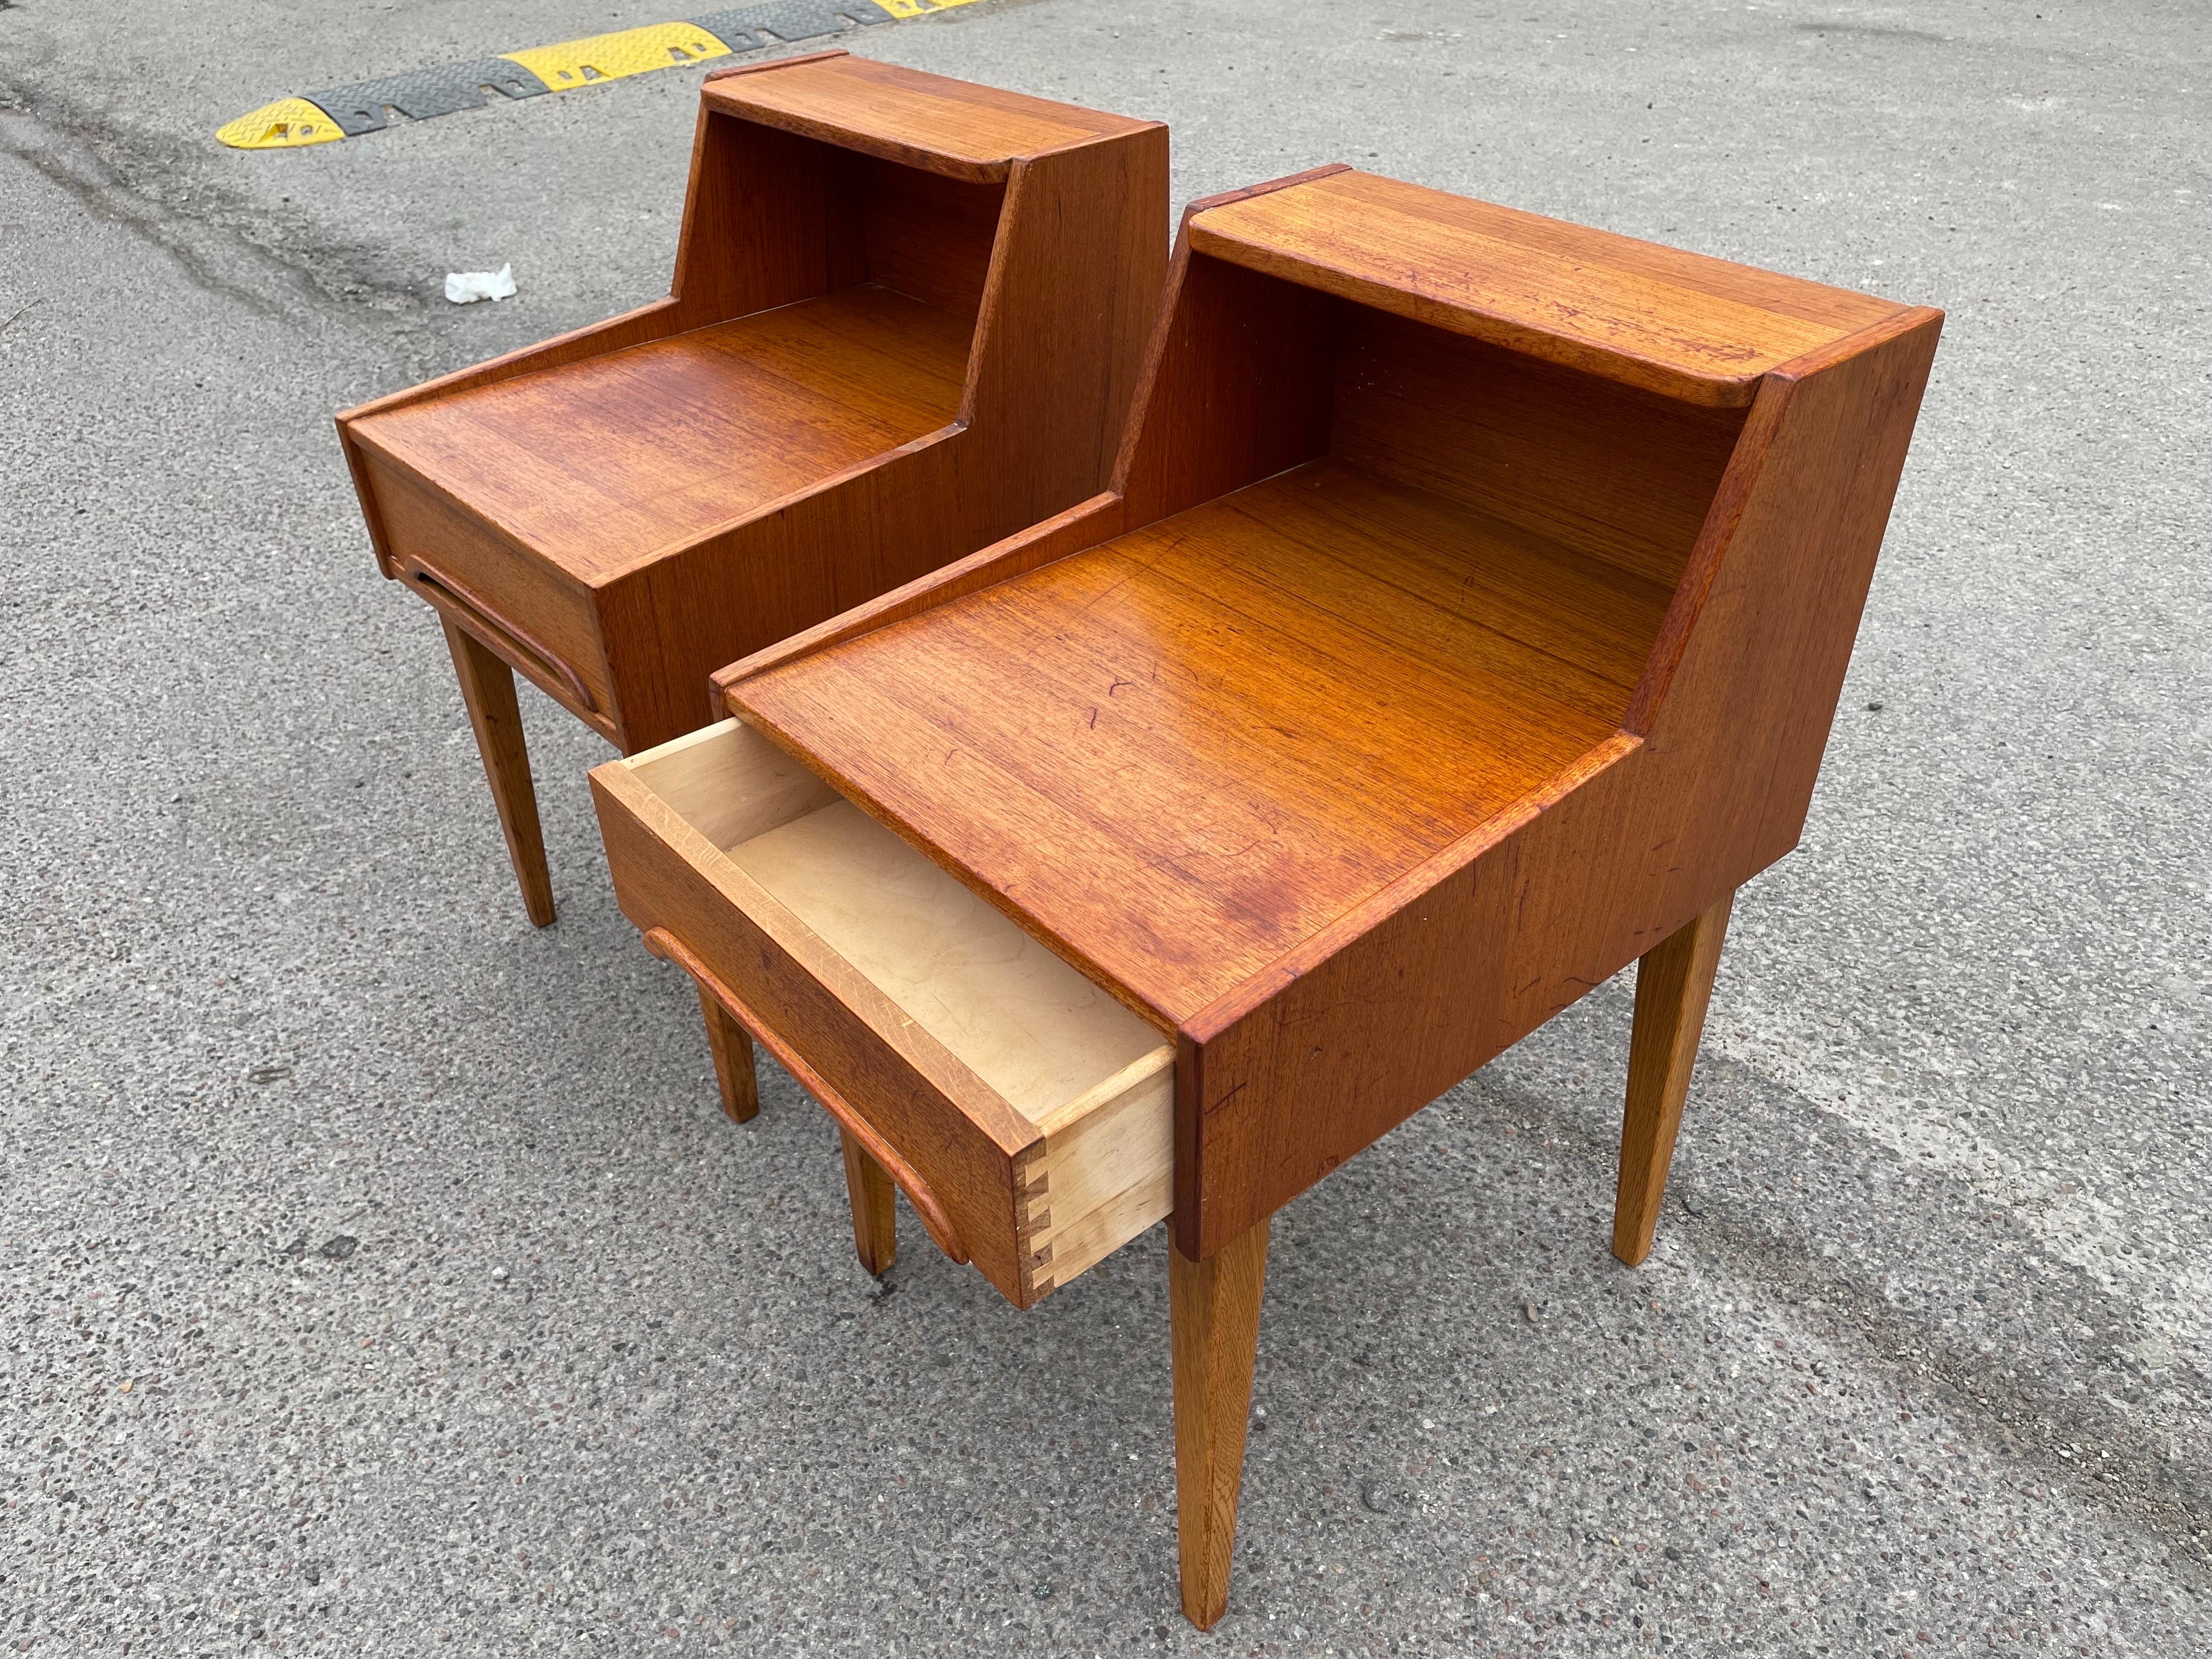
[1180,162,1353,227]
[702,48,849,82]
[711,490,1126,703]
[1622,303,1944,735]
[1105,229,1191,499]
[336,424,398,577]
[667,99,719,317]
[642,924,972,1266]
[1030,1045,1175,1140]
[1621,377,1796,736]
[334,296,680,425]
[393,556,599,715]
[1171,1029,1206,1259]
[957,151,1028,426]
[1185,218,1757,409]
[620,715,739,771]
[1178,733,1646,1047]
[1018,117,1170,165]
[1772,303,1946,382]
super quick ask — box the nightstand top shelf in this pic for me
[704,52,1162,180]
[1190,168,1908,406]
[730,458,1677,1025]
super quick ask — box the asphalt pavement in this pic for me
[2,1,2207,1654]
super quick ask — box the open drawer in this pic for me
[589,719,1173,1307]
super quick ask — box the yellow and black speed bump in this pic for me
[218,0,982,149]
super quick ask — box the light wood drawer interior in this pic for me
[598,719,1174,1305]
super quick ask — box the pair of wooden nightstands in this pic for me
[341,53,1939,1633]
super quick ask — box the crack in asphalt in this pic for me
[0,74,435,376]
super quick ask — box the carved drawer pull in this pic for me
[398,556,598,714]
[641,926,970,1266]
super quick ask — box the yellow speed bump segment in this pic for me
[216,97,347,151]
[501,21,730,90]
[218,0,990,150]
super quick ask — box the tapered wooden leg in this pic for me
[1171,1216,1270,1632]
[441,618,554,928]
[1612,891,1735,1266]
[840,1130,898,1277]
[697,987,759,1124]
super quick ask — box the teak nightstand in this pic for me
[589,165,1940,1626]
[337,52,1166,928]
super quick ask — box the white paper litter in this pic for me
[444,264,517,304]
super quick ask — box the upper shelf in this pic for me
[730,458,1676,1024]
[703,52,1163,182]
[1189,168,1907,407]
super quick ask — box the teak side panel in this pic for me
[1172,312,1943,1259]
[668,112,843,332]
[1115,249,1336,528]
[963,130,1172,538]
[1191,169,1904,406]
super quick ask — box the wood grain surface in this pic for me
[1192,168,1904,405]
[351,286,970,582]
[1175,309,1942,1257]
[717,183,1939,1264]
[732,457,1667,1023]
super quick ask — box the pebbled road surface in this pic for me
[2,1,2207,1654]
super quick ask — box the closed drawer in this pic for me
[359,452,619,735]
[589,719,1174,1307]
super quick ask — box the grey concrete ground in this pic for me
[2,0,2207,1652]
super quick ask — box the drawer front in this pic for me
[591,757,1044,1303]
[363,453,619,736]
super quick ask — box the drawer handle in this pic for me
[641,927,972,1266]
[397,556,599,715]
